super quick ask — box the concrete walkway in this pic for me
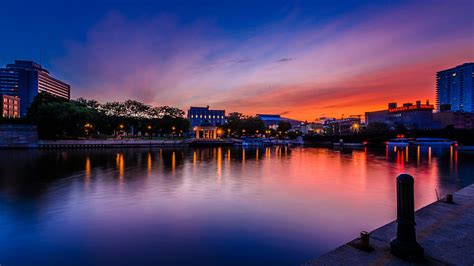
[304,184,474,266]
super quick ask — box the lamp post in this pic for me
[171,126,176,139]
[84,123,93,138]
[118,124,125,138]
[352,123,360,133]
[147,125,152,140]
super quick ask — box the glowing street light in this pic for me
[352,123,360,133]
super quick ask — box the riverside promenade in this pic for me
[304,184,474,266]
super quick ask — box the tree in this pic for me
[237,117,265,135]
[277,121,292,133]
[27,93,100,139]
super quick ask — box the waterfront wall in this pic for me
[0,124,38,148]
[39,139,187,148]
[304,184,474,265]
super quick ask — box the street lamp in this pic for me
[147,125,152,139]
[352,123,360,133]
[84,123,93,138]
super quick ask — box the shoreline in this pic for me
[303,183,474,265]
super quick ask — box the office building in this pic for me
[1,94,20,118]
[0,60,71,117]
[433,112,474,129]
[188,106,225,127]
[436,63,474,113]
[365,101,434,129]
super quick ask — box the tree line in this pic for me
[25,93,190,140]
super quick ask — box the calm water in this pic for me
[0,146,473,265]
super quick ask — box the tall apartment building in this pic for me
[0,60,70,117]
[436,63,474,113]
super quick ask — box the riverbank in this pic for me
[38,139,188,148]
[304,183,474,265]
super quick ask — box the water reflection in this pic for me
[0,147,473,266]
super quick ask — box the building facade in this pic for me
[187,106,225,127]
[323,117,361,135]
[365,101,434,129]
[436,63,474,113]
[433,111,474,129]
[256,114,301,129]
[0,60,71,117]
[1,94,20,118]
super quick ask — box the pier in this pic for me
[304,183,474,265]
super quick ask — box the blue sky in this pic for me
[0,0,472,120]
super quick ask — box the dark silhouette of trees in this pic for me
[26,93,189,139]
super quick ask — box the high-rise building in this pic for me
[187,106,226,127]
[0,60,71,117]
[436,63,474,113]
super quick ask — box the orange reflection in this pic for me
[193,151,197,166]
[417,146,420,165]
[428,147,432,165]
[405,147,409,162]
[217,147,222,178]
[147,152,152,176]
[450,146,453,171]
[227,148,231,162]
[85,156,91,182]
[117,153,124,180]
[242,148,246,163]
[172,151,176,175]
[256,148,259,161]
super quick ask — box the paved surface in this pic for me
[304,184,474,266]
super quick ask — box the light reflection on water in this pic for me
[0,146,473,266]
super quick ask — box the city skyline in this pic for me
[1,1,473,120]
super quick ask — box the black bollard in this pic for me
[390,174,424,261]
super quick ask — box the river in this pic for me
[0,146,473,265]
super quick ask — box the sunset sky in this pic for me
[1,0,473,121]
